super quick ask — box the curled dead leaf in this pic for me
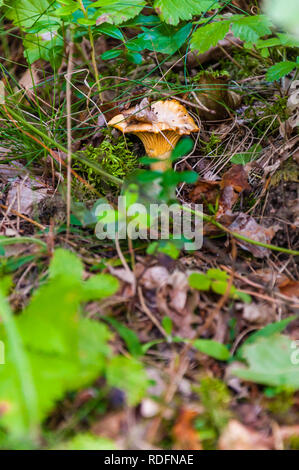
[228,213,276,258]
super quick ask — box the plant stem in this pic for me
[181,205,299,257]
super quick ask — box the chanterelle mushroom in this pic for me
[108,98,199,171]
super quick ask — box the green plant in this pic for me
[188,268,252,303]
[74,136,138,193]
[194,376,231,449]
[0,248,148,447]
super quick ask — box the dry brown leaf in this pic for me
[218,420,273,450]
[173,408,202,450]
[228,213,276,258]
[6,176,49,216]
[241,302,276,325]
[91,411,126,439]
[278,279,299,298]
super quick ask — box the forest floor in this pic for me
[0,2,299,451]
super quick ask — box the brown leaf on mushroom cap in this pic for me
[108,99,199,170]
[108,99,199,135]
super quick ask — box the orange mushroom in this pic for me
[108,99,199,171]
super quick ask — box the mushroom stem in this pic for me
[150,151,172,171]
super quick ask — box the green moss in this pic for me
[244,95,289,137]
[73,130,138,197]
[200,132,222,156]
[193,376,231,450]
[219,50,267,81]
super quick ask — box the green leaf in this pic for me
[104,317,143,358]
[140,23,192,55]
[6,0,56,28]
[266,61,297,81]
[191,20,230,54]
[193,339,230,361]
[233,334,299,389]
[106,356,148,405]
[0,249,121,437]
[206,268,228,281]
[154,0,219,26]
[126,51,143,64]
[231,15,272,43]
[188,273,211,291]
[91,0,146,25]
[162,316,173,336]
[230,144,262,165]
[211,280,236,296]
[82,274,119,301]
[49,248,83,280]
[96,23,124,41]
[237,315,297,358]
[171,137,194,161]
[58,433,116,450]
[101,49,122,60]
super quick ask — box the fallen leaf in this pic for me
[228,213,276,258]
[278,279,299,298]
[173,408,202,450]
[218,419,273,450]
[6,176,49,216]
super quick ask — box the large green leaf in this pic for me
[231,15,272,43]
[6,0,55,29]
[266,61,298,81]
[91,0,146,25]
[191,20,230,54]
[140,23,192,55]
[154,0,219,26]
[0,249,122,438]
[233,334,299,389]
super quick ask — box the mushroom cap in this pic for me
[108,99,199,135]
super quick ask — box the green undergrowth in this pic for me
[73,132,138,196]
[193,377,231,450]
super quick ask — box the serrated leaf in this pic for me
[233,334,299,389]
[231,15,272,43]
[92,0,146,25]
[266,61,297,81]
[140,23,192,55]
[191,21,230,54]
[154,0,219,26]
[6,0,56,29]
